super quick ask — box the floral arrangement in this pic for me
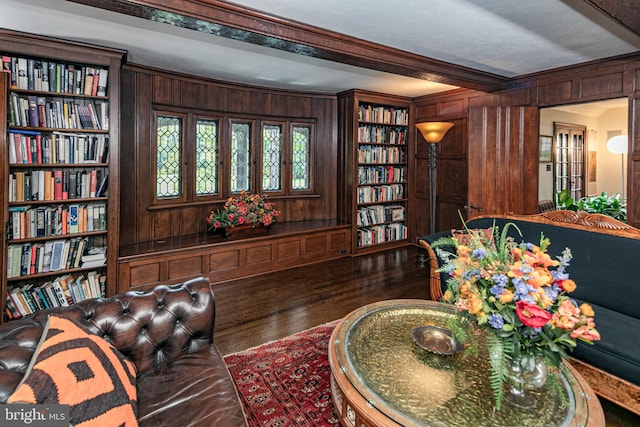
[433,223,600,408]
[207,190,280,230]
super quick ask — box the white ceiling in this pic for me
[2,0,640,98]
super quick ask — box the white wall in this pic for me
[538,103,628,202]
[597,107,628,198]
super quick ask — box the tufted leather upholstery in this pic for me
[0,277,247,426]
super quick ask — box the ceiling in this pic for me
[2,0,640,98]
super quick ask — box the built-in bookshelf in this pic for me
[0,31,123,322]
[338,90,413,253]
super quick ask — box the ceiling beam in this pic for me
[67,0,510,92]
[585,0,640,38]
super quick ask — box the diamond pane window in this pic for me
[196,119,218,195]
[262,125,282,191]
[156,115,182,198]
[231,122,251,192]
[292,125,311,190]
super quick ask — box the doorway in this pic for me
[539,98,628,206]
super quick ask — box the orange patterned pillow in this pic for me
[8,315,138,427]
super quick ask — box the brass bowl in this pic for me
[412,326,462,355]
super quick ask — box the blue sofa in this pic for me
[418,210,640,414]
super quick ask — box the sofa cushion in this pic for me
[571,301,640,386]
[8,315,138,426]
[137,345,247,427]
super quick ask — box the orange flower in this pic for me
[559,279,577,293]
[467,295,483,315]
[580,303,595,317]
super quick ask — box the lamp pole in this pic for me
[428,142,438,234]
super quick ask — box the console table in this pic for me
[328,299,605,427]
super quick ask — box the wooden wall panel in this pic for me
[118,226,350,291]
[119,65,337,248]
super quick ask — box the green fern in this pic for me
[487,334,510,410]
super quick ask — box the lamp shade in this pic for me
[606,135,628,154]
[415,122,454,143]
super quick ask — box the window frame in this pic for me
[151,108,316,208]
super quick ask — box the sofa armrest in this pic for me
[0,277,215,402]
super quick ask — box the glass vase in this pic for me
[504,355,547,409]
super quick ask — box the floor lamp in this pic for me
[606,134,628,198]
[415,122,454,235]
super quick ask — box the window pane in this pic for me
[196,119,218,195]
[231,122,251,192]
[292,125,310,190]
[156,116,181,198]
[262,125,282,191]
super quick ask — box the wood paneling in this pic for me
[119,64,338,248]
[117,225,351,291]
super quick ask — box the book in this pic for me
[81,245,107,262]
[96,173,108,197]
[27,96,38,127]
[96,69,108,96]
[69,204,79,234]
[50,240,65,271]
[53,169,63,200]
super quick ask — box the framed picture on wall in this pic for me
[539,135,553,162]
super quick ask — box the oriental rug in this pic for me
[224,321,341,427]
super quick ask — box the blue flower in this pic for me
[513,278,536,303]
[492,273,509,287]
[472,248,486,259]
[488,313,504,329]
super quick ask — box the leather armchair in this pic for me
[0,277,247,426]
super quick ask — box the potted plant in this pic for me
[207,190,280,237]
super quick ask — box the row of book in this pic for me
[358,105,408,126]
[9,132,109,165]
[9,93,109,130]
[7,238,106,279]
[357,205,405,227]
[9,168,108,202]
[5,270,106,320]
[357,184,405,204]
[357,126,407,144]
[357,223,408,247]
[358,166,406,185]
[8,203,107,241]
[358,145,406,164]
[2,55,108,97]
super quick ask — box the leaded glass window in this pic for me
[292,125,311,190]
[196,119,218,195]
[262,124,282,191]
[231,122,251,192]
[156,115,182,198]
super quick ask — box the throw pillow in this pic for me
[8,315,138,427]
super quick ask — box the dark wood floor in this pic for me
[211,244,639,427]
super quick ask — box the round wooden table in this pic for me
[328,299,605,427]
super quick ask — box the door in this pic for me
[467,106,539,219]
[553,122,586,202]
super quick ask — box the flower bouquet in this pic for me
[207,190,280,231]
[432,223,601,409]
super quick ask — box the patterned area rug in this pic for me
[224,321,340,427]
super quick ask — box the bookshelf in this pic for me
[338,90,413,254]
[0,30,123,322]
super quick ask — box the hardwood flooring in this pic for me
[212,244,639,426]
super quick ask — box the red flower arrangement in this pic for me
[207,190,280,230]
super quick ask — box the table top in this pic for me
[329,299,604,427]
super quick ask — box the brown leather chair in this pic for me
[0,277,247,426]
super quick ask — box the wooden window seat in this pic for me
[117,220,351,292]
